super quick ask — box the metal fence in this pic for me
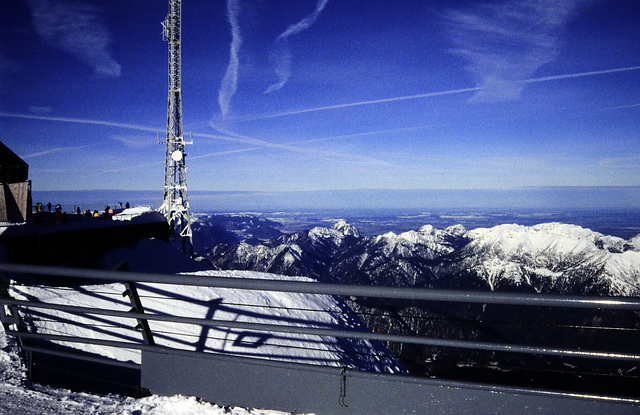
[1,262,640,414]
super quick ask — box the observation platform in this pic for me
[0,208,170,269]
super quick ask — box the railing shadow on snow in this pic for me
[1,262,640,414]
[1,264,400,368]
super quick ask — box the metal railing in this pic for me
[1,261,640,412]
[2,262,640,363]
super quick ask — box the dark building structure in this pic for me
[0,141,31,222]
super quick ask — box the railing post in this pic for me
[0,270,33,374]
[122,281,155,346]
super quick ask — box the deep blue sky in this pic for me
[1,0,640,206]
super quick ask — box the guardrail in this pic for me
[1,262,640,414]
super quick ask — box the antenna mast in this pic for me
[159,0,193,256]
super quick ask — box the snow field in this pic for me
[9,270,402,372]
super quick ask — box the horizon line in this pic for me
[32,185,640,193]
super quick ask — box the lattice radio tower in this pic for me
[159,0,193,256]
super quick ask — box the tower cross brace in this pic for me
[159,0,193,256]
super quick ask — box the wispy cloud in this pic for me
[443,0,590,102]
[0,110,383,166]
[218,0,242,118]
[24,0,121,77]
[264,0,329,94]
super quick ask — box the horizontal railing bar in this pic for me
[6,299,640,361]
[2,263,640,310]
[21,344,141,370]
[7,330,150,351]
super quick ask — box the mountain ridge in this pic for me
[200,217,640,383]
[203,219,640,296]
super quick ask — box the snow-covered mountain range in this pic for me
[204,219,640,297]
[202,218,640,382]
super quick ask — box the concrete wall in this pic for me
[142,349,640,415]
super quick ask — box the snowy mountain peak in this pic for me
[460,222,640,294]
[467,222,632,256]
[306,220,360,249]
[375,231,397,241]
[418,224,436,234]
[444,224,468,237]
[332,219,360,238]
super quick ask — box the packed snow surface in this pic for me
[9,270,401,372]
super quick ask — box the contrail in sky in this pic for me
[218,0,242,117]
[239,87,483,121]
[23,145,91,159]
[96,160,162,175]
[0,111,280,151]
[97,148,262,175]
[296,125,438,145]
[6,65,638,132]
[209,122,391,166]
[599,103,640,111]
[0,111,157,132]
[0,111,295,150]
[190,147,260,160]
[98,148,262,175]
[237,65,640,122]
[0,110,385,167]
[264,0,329,94]
[521,66,640,84]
